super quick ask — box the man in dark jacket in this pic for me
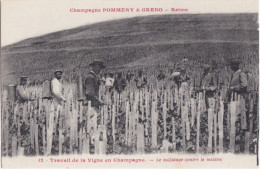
[83,60,106,153]
[126,70,133,83]
[157,70,166,81]
[134,69,147,89]
[84,60,106,109]
[114,72,127,94]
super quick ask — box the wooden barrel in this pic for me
[76,75,84,101]
[42,80,52,99]
[7,85,16,102]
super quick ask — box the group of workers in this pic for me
[15,58,252,109]
[14,58,255,153]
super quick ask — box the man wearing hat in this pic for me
[16,76,32,103]
[84,60,106,108]
[83,60,106,153]
[51,70,66,105]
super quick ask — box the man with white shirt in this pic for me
[51,70,66,105]
[105,73,115,92]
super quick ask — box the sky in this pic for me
[1,0,259,46]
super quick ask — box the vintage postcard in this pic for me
[1,0,259,168]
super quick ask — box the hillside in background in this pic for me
[1,13,259,84]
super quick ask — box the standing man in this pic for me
[51,70,66,105]
[84,60,106,108]
[105,73,115,92]
[16,76,32,103]
[114,72,127,94]
[199,64,218,153]
[244,70,255,124]
[171,66,190,90]
[84,60,106,154]
[134,69,147,89]
[126,70,133,83]
[16,76,33,155]
[200,64,217,109]
[226,59,248,101]
[51,70,66,139]
[157,70,166,81]
[226,58,248,153]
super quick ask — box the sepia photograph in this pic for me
[1,0,259,168]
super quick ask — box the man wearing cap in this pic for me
[51,70,66,105]
[16,76,32,103]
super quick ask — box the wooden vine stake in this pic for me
[196,93,202,153]
[218,100,224,153]
[229,100,237,153]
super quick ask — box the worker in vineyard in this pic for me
[51,70,66,105]
[226,58,249,152]
[105,73,115,92]
[171,66,190,90]
[243,69,255,133]
[114,72,127,94]
[244,70,255,111]
[84,60,106,108]
[16,76,32,103]
[16,76,33,154]
[171,66,191,107]
[134,69,147,89]
[126,70,133,83]
[226,59,248,101]
[200,64,217,109]
[157,70,166,81]
[51,70,66,134]
[83,60,106,153]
